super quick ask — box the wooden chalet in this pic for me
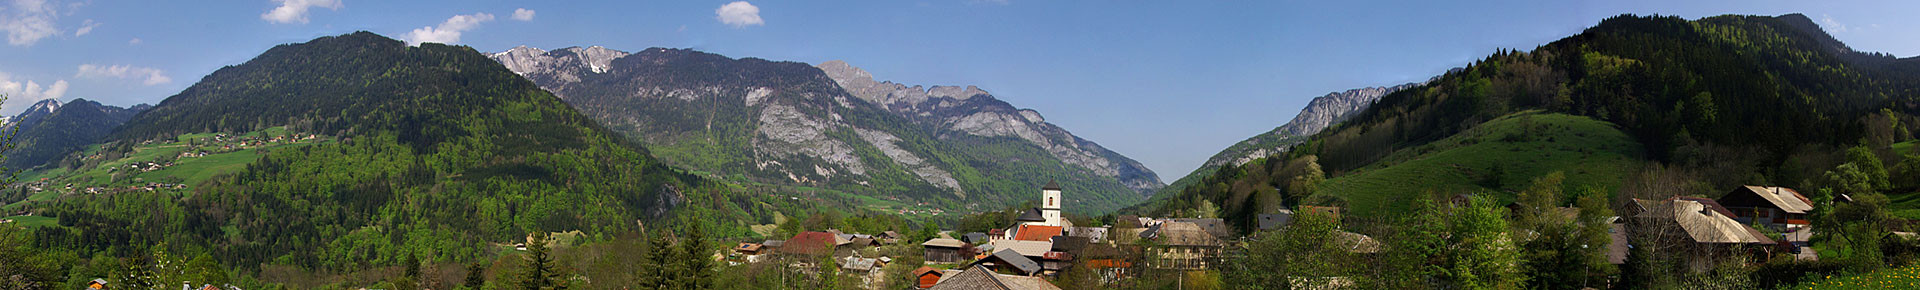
[1716,186,1812,230]
[923,238,972,263]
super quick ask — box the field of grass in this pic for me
[1,215,57,228]
[1796,264,1920,289]
[1894,140,1917,154]
[1316,112,1645,216]
[3,127,328,208]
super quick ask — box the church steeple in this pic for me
[1040,180,1062,226]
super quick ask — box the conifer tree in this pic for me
[464,262,487,289]
[677,219,713,290]
[519,232,567,290]
[634,231,675,289]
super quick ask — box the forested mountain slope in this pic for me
[492,46,1155,213]
[1149,13,1920,229]
[1,98,147,170]
[1157,83,1418,197]
[35,32,712,272]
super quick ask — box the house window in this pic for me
[1048,197,1054,207]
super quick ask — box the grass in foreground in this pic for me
[1797,264,1920,289]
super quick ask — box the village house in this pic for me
[913,266,947,289]
[1066,226,1110,243]
[1257,209,1295,231]
[962,232,991,244]
[927,265,1063,290]
[922,238,971,263]
[782,231,841,258]
[1715,186,1812,231]
[972,249,1045,276]
[1627,197,1778,271]
[733,242,767,263]
[1140,221,1226,269]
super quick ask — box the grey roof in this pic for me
[923,238,967,248]
[1732,186,1814,214]
[1167,218,1231,238]
[979,249,1042,274]
[842,257,880,271]
[963,232,991,243]
[1152,221,1224,247]
[1042,180,1061,191]
[762,240,785,248]
[1636,198,1776,245]
[1016,208,1047,222]
[1258,210,1294,230]
[930,266,1063,290]
[990,239,1054,257]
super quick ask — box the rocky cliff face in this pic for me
[815,60,1163,194]
[492,47,1158,212]
[1158,83,1420,196]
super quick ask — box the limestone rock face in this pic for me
[1160,82,1422,196]
[491,47,1160,211]
[817,60,1164,195]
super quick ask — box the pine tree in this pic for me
[676,220,713,290]
[634,231,675,289]
[404,252,421,279]
[464,262,487,289]
[519,232,567,290]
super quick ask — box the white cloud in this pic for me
[260,0,342,24]
[76,64,171,86]
[511,8,534,21]
[73,18,95,36]
[127,37,139,45]
[0,73,68,112]
[403,12,494,46]
[1820,14,1849,33]
[3,0,62,46]
[715,1,762,28]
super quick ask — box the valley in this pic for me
[0,7,1918,290]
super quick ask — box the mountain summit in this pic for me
[493,47,1160,212]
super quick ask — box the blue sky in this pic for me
[1,0,1915,180]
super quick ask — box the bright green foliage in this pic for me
[1316,113,1642,216]
[1226,211,1351,289]
[1447,195,1524,289]
[1514,177,1617,290]
[1372,194,1449,289]
[1797,263,1920,289]
[818,255,841,288]
[187,253,231,286]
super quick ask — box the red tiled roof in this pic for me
[784,232,837,256]
[1013,225,1064,241]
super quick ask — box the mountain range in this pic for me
[1,98,148,171]
[490,46,1161,212]
[1159,83,1419,196]
[1147,13,1920,231]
